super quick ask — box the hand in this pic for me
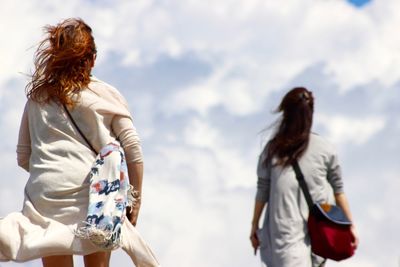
[250,225,260,255]
[126,202,141,226]
[350,224,359,250]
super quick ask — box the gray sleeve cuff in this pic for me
[255,155,271,203]
[256,188,269,203]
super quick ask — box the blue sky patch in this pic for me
[347,0,372,7]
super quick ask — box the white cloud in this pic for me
[220,78,258,116]
[315,114,386,146]
[184,118,219,148]
[3,0,400,114]
[166,62,268,116]
[168,82,220,116]
[183,118,255,188]
[118,0,400,115]
[336,171,400,267]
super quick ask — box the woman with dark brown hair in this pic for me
[0,18,159,267]
[250,87,358,267]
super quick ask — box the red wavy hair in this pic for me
[26,18,96,106]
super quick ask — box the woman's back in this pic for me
[251,87,357,267]
[257,134,342,260]
[22,78,133,224]
[1,18,159,267]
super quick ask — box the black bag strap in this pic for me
[293,161,328,265]
[292,160,314,210]
[63,104,97,154]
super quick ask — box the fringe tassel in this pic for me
[75,222,121,250]
[127,185,141,211]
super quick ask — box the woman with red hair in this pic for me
[0,18,159,267]
[250,88,358,267]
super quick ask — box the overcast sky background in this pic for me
[0,0,399,266]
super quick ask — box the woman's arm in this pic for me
[335,192,359,250]
[126,162,143,226]
[326,151,359,250]
[251,200,265,228]
[334,193,353,221]
[250,200,266,254]
[112,115,144,226]
[250,155,271,254]
[17,102,31,172]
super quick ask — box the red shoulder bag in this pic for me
[292,161,355,261]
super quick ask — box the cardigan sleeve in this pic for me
[255,155,271,203]
[16,102,31,172]
[112,115,143,163]
[87,78,143,163]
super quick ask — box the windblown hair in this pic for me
[263,87,314,167]
[26,18,96,106]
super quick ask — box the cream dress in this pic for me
[0,78,159,267]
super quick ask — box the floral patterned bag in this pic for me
[75,142,131,249]
[63,105,136,249]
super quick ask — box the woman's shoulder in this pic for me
[89,77,123,97]
[309,133,337,155]
[87,77,129,107]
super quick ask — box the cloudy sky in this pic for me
[0,0,399,266]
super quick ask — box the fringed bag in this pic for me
[75,142,130,249]
[63,105,138,249]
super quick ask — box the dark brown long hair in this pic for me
[263,87,314,167]
[26,18,96,106]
